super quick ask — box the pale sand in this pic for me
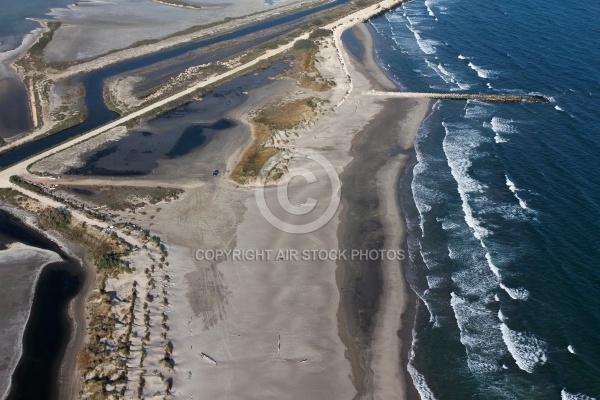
[370,100,429,400]
[0,243,62,399]
[126,22,425,399]
[0,28,43,67]
[336,22,430,400]
[0,0,428,396]
[38,28,389,398]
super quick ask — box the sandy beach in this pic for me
[0,0,432,397]
[63,18,427,399]
[335,23,429,399]
[152,20,430,398]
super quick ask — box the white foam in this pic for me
[567,345,576,354]
[468,61,495,79]
[412,162,435,234]
[498,309,506,322]
[386,14,405,24]
[415,113,526,379]
[490,116,516,134]
[420,290,442,327]
[450,293,505,374]
[426,274,446,289]
[442,122,490,241]
[437,63,470,89]
[553,104,575,118]
[411,104,443,235]
[499,283,530,300]
[561,389,598,400]
[494,134,507,144]
[464,100,494,119]
[437,64,471,90]
[458,54,466,60]
[408,362,438,400]
[440,217,460,231]
[485,117,517,144]
[408,26,438,55]
[485,253,500,277]
[425,0,436,17]
[504,175,528,209]
[500,324,548,373]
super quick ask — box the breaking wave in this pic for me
[561,391,598,400]
[500,324,549,373]
[560,389,597,400]
[505,174,528,209]
[499,282,530,300]
[468,61,495,79]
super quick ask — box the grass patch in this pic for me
[0,188,29,207]
[45,107,88,136]
[231,98,319,184]
[293,39,318,51]
[15,22,61,72]
[290,44,335,92]
[37,206,71,230]
[9,175,45,195]
[58,185,184,212]
[255,98,318,130]
[9,175,132,276]
[37,207,131,276]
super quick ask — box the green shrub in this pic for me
[38,207,71,230]
[293,39,318,51]
[309,28,331,39]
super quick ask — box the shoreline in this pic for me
[337,21,429,400]
[0,206,92,400]
[0,0,425,397]
[355,21,430,400]
[0,243,61,400]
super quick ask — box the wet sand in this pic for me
[2,2,428,397]
[337,22,429,400]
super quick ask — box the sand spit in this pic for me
[0,243,62,400]
[145,15,420,399]
[0,28,44,67]
[330,23,430,399]
[0,0,428,397]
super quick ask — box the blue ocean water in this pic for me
[369,0,600,398]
